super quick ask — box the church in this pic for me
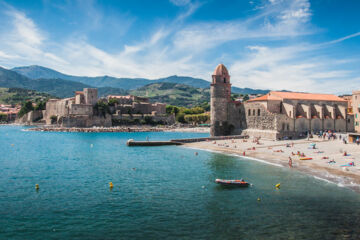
[210,64,354,139]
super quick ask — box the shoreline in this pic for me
[184,138,360,193]
[23,125,210,133]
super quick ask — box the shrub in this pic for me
[50,115,57,124]
[18,101,34,117]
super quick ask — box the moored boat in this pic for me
[215,179,250,187]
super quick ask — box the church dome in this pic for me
[213,64,229,76]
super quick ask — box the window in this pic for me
[224,78,226,83]
[258,109,260,116]
[287,124,290,131]
[289,111,292,117]
[329,112,332,118]
[253,109,256,115]
[248,109,251,116]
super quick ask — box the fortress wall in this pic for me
[84,88,98,105]
[60,115,112,128]
[133,102,152,114]
[151,103,166,115]
[69,104,93,115]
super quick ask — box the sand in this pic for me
[184,137,360,192]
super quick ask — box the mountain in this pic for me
[12,65,151,90]
[130,82,210,107]
[12,65,269,95]
[0,67,126,98]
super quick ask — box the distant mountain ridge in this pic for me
[12,65,269,94]
[0,67,126,98]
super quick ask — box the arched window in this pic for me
[253,109,256,115]
[248,109,251,116]
[257,109,260,116]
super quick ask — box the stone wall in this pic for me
[69,104,93,115]
[59,114,112,128]
[84,88,98,105]
[244,102,276,130]
[133,102,152,114]
[16,110,43,124]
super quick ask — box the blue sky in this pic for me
[0,0,359,94]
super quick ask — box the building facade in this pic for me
[352,91,360,132]
[210,64,354,139]
[107,95,166,116]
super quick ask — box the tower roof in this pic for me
[213,64,229,76]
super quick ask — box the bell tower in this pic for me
[210,64,231,136]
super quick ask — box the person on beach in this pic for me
[288,157,292,168]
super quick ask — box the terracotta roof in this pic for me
[213,64,229,76]
[248,91,346,102]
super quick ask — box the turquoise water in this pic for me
[1,126,360,239]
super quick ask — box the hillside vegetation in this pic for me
[130,82,210,107]
[0,88,53,105]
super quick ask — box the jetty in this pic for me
[127,135,247,147]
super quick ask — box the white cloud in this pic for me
[170,0,191,7]
[0,0,358,95]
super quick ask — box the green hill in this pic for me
[0,67,127,98]
[0,88,54,105]
[130,82,210,107]
[12,65,270,94]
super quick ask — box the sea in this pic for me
[1,125,360,239]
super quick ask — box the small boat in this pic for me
[299,157,313,160]
[215,179,250,187]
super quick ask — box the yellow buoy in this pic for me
[275,183,281,189]
[109,182,114,188]
[35,184,39,190]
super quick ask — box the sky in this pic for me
[0,0,359,94]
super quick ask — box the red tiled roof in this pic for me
[248,91,346,102]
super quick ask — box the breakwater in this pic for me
[27,127,165,133]
[127,135,248,146]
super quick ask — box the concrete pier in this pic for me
[126,139,183,146]
[126,135,247,147]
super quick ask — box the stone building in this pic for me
[107,95,166,115]
[352,90,360,132]
[210,64,354,139]
[43,88,111,127]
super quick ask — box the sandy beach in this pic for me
[184,137,360,192]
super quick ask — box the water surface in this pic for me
[1,126,360,239]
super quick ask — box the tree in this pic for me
[0,113,7,122]
[176,112,186,123]
[50,115,57,124]
[18,101,34,117]
[108,98,119,107]
[34,101,46,111]
[243,94,249,101]
[93,100,110,117]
